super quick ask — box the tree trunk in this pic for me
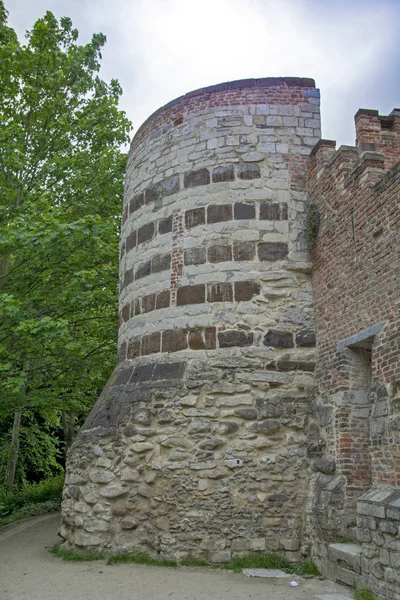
[62,409,75,452]
[7,409,22,492]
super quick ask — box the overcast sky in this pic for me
[7,0,400,147]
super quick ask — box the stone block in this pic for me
[151,253,171,273]
[141,332,161,355]
[260,202,280,220]
[207,282,233,303]
[264,329,294,348]
[137,222,155,244]
[156,290,170,309]
[158,215,173,235]
[162,329,188,353]
[207,204,232,223]
[184,168,210,188]
[121,303,130,322]
[208,244,232,263]
[123,268,134,288]
[234,280,260,301]
[212,165,235,182]
[258,242,288,261]
[129,192,144,214]
[135,261,151,280]
[233,241,256,261]
[177,284,205,305]
[234,202,256,220]
[126,230,137,252]
[127,339,141,359]
[142,293,155,313]
[218,330,254,347]
[296,330,316,346]
[185,207,205,228]
[184,247,206,265]
[358,502,386,518]
[238,163,261,179]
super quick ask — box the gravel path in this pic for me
[0,514,353,600]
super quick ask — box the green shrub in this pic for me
[0,473,64,525]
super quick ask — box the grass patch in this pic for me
[0,475,64,527]
[231,552,291,573]
[231,553,320,576]
[354,589,376,600]
[50,544,320,578]
[50,544,104,562]
[295,558,321,576]
[107,552,177,568]
[180,555,209,568]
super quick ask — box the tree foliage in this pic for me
[0,2,131,486]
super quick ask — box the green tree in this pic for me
[0,2,132,489]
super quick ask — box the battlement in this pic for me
[309,108,400,192]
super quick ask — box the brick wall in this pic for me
[308,109,400,543]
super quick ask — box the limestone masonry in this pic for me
[61,78,400,599]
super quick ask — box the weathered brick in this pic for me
[127,339,141,359]
[188,329,207,350]
[137,222,155,244]
[141,332,161,355]
[207,282,233,303]
[184,247,206,266]
[208,245,232,263]
[207,204,232,223]
[296,330,316,347]
[260,202,280,220]
[151,253,171,273]
[218,330,254,347]
[238,163,261,180]
[234,281,260,301]
[185,207,205,228]
[153,362,186,380]
[234,202,256,220]
[233,241,256,261]
[212,165,235,183]
[162,329,188,353]
[184,168,210,188]
[145,186,159,204]
[129,192,144,214]
[121,303,130,322]
[135,261,151,280]
[205,327,217,349]
[123,268,134,288]
[156,290,170,309]
[142,293,156,313]
[158,215,173,235]
[159,175,180,197]
[264,330,294,348]
[126,230,137,252]
[258,242,288,261]
[177,284,205,306]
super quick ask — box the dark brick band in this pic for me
[119,279,261,324]
[121,325,313,360]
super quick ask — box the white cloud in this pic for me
[7,0,400,145]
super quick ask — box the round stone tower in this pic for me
[61,77,321,561]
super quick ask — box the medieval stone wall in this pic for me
[61,78,321,561]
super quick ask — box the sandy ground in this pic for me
[0,514,353,600]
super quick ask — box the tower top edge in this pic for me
[130,76,317,151]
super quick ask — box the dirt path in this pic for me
[0,514,353,600]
